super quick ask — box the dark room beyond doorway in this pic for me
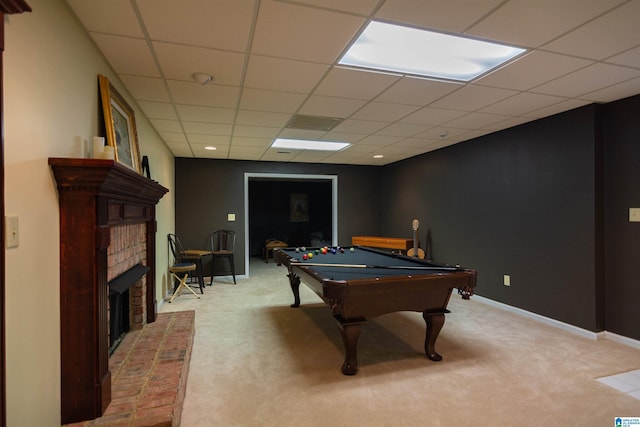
[249,178,333,258]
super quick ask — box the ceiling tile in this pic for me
[137,0,256,51]
[467,0,627,48]
[480,92,566,116]
[351,102,420,122]
[91,34,160,77]
[245,55,330,93]
[290,0,379,15]
[314,67,400,100]
[542,1,640,60]
[159,132,187,143]
[120,76,171,102]
[477,51,593,91]
[240,88,307,113]
[251,0,364,63]
[376,77,462,106]
[150,119,182,132]
[581,76,640,103]
[187,134,231,145]
[182,122,232,135]
[168,80,240,108]
[154,42,245,85]
[235,110,292,127]
[400,107,467,126]
[298,95,367,117]
[233,125,280,138]
[431,85,518,111]
[66,0,144,37]
[332,119,389,134]
[532,63,640,98]
[376,0,505,33]
[607,46,640,68]
[442,112,512,129]
[176,105,236,124]
[137,101,178,120]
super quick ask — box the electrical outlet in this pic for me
[227,213,236,222]
[503,274,511,287]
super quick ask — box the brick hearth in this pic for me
[63,310,195,427]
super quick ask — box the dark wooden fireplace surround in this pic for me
[49,158,168,424]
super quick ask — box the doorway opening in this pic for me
[244,173,338,276]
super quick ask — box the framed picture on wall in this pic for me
[290,193,309,222]
[98,74,142,173]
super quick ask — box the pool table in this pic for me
[273,245,477,375]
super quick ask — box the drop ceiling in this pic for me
[66,0,640,165]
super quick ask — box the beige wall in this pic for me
[3,0,175,425]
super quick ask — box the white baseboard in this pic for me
[604,331,640,350]
[470,294,640,348]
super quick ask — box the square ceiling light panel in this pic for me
[271,138,350,151]
[339,21,526,82]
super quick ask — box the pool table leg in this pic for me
[287,273,301,308]
[335,316,364,375]
[423,310,448,362]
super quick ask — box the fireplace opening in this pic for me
[109,288,130,353]
[108,264,150,354]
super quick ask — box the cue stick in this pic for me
[290,262,460,271]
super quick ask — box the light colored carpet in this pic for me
[160,258,640,426]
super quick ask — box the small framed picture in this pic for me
[290,193,309,222]
[98,74,142,173]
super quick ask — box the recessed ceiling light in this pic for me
[204,146,216,150]
[339,21,526,82]
[271,138,350,151]
[373,154,384,159]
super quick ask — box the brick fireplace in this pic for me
[49,158,168,424]
[108,223,148,351]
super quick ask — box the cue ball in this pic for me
[350,247,355,252]
[295,247,300,252]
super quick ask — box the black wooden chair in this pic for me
[167,233,211,293]
[209,230,236,284]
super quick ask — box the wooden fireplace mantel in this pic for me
[48,158,168,424]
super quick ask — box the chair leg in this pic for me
[230,255,236,284]
[195,259,205,294]
[169,272,200,303]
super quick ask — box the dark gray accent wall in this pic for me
[603,95,640,339]
[175,158,382,276]
[381,105,604,332]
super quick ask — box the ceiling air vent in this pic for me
[285,114,344,131]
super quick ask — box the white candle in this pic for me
[92,136,105,159]
[101,145,115,160]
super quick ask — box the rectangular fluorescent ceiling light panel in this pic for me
[339,21,526,82]
[272,138,350,151]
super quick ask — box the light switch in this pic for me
[630,208,640,222]
[5,216,19,248]
[227,213,236,222]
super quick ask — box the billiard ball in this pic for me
[321,247,327,254]
[301,246,306,251]
[295,247,300,252]
[331,248,336,254]
[340,248,345,253]
[303,254,308,260]
[308,252,314,259]
[350,247,355,252]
